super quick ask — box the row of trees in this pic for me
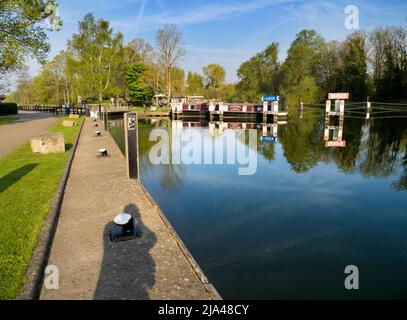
[236,27,407,104]
[3,3,406,105]
[7,12,239,106]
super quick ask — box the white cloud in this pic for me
[111,0,293,30]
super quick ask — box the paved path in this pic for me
[41,118,217,300]
[0,112,59,157]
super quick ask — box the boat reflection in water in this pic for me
[109,110,407,299]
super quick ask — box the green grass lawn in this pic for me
[0,118,18,125]
[0,117,83,299]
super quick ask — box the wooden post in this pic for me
[124,112,140,180]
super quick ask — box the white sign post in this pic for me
[328,93,349,100]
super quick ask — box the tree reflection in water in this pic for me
[110,108,406,192]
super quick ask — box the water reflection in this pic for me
[129,112,407,190]
[109,110,407,299]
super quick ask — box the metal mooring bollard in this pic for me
[95,131,101,137]
[110,213,141,242]
[99,148,108,157]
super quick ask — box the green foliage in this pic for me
[217,84,237,102]
[0,102,18,115]
[203,63,226,88]
[125,63,154,105]
[171,67,186,96]
[279,30,324,104]
[338,32,368,101]
[281,75,320,105]
[186,72,204,96]
[0,0,62,75]
[67,13,124,101]
[237,43,280,102]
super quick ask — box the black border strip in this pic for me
[18,119,85,300]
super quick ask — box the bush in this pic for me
[0,103,18,115]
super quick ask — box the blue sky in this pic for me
[32,0,407,82]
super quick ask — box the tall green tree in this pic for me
[280,29,324,104]
[339,32,368,101]
[125,63,154,106]
[370,27,407,100]
[67,13,124,102]
[186,71,204,96]
[0,0,62,75]
[237,42,280,102]
[170,67,186,96]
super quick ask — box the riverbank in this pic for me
[40,117,219,300]
[0,117,83,299]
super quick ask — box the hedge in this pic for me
[0,103,18,115]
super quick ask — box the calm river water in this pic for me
[109,109,407,299]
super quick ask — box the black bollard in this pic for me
[110,213,141,242]
[99,148,108,157]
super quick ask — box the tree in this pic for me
[0,0,62,75]
[203,63,226,88]
[170,67,186,96]
[125,63,154,106]
[280,29,324,104]
[186,72,204,95]
[155,24,185,101]
[369,26,407,100]
[67,13,124,102]
[128,37,154,64]
[315,40,342,94]
[339,32,368,101]
[237,42,280,102]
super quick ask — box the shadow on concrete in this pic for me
[0,163,38,193]
[94,203,157,300]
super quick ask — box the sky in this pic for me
[27,0,407,83]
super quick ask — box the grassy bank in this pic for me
[0,117,83,299]
[0,118,18,125]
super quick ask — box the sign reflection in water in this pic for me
[109,111,407,299]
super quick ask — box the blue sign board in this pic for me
[260,136,278,143]
[262,96,280,102]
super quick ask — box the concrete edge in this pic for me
[139,184,223,301]
[18,118,85,300]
